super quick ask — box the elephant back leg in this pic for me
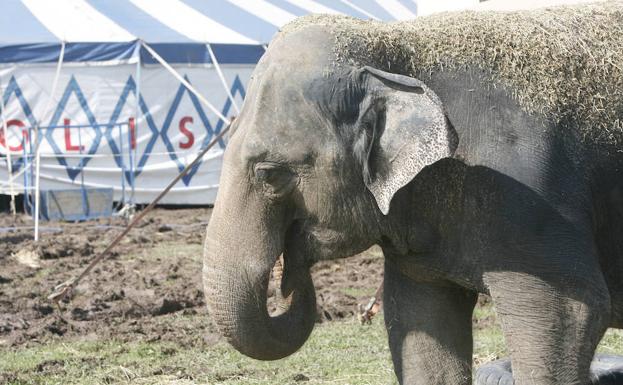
[384,260,477,385]
[485,250,611,385]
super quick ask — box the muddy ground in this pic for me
[0,208,385,349]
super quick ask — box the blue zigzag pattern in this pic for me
[3,74,246,184]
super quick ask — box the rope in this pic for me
[141,41,230,125]
[207,43,240,114]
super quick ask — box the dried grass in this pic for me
[282,2,623,145]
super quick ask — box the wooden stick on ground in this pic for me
[48,125,231,306]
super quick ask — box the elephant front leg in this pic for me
[384,261,477,385]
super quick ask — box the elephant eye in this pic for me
[254,162,297,197]
[255,162,285,183]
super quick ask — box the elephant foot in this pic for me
[475,354,623,385]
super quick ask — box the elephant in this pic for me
[203,4,623,385]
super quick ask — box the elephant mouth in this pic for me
[270,219,316,300]
[277,248,310,300]
[270,254,294,310]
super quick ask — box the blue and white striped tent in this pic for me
[0,0,478,214]
[0,0,431,65]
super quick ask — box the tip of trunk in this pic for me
[204,258,316,361]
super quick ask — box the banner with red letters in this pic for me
[0,64,252,205]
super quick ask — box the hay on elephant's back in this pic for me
[282,2,623,146]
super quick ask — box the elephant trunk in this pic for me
[203,206,316,360]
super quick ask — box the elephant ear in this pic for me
[354,66,457,215]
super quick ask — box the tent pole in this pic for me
[34,41,65,241]
[118,122,126,207]
[206,44,240,114]
[141,41,230,125]
[78,122,89,217]
[0,86,17,218]
[131,52,141,206]
[23,135,30,214]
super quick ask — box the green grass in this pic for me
[3,304,623,385]
[1,318,396,385]
[472,301,505,365]
[597,328,623,355]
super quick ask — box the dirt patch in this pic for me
[0,208,384,348]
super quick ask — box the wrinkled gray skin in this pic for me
[203,25,623,385]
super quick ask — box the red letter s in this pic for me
[178,116,194,149]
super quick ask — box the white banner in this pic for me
[0,63,252,205]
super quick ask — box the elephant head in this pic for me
[203,25,458,360]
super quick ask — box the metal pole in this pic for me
[118,122,126,207]
[130,53,141,206]
[49,44,236,304]
[49,122,232,305]
[0,90,16,217]
[77,123,89,218]
[128,117,135,206]
[22,135,30,214]
[34,41,65,241]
